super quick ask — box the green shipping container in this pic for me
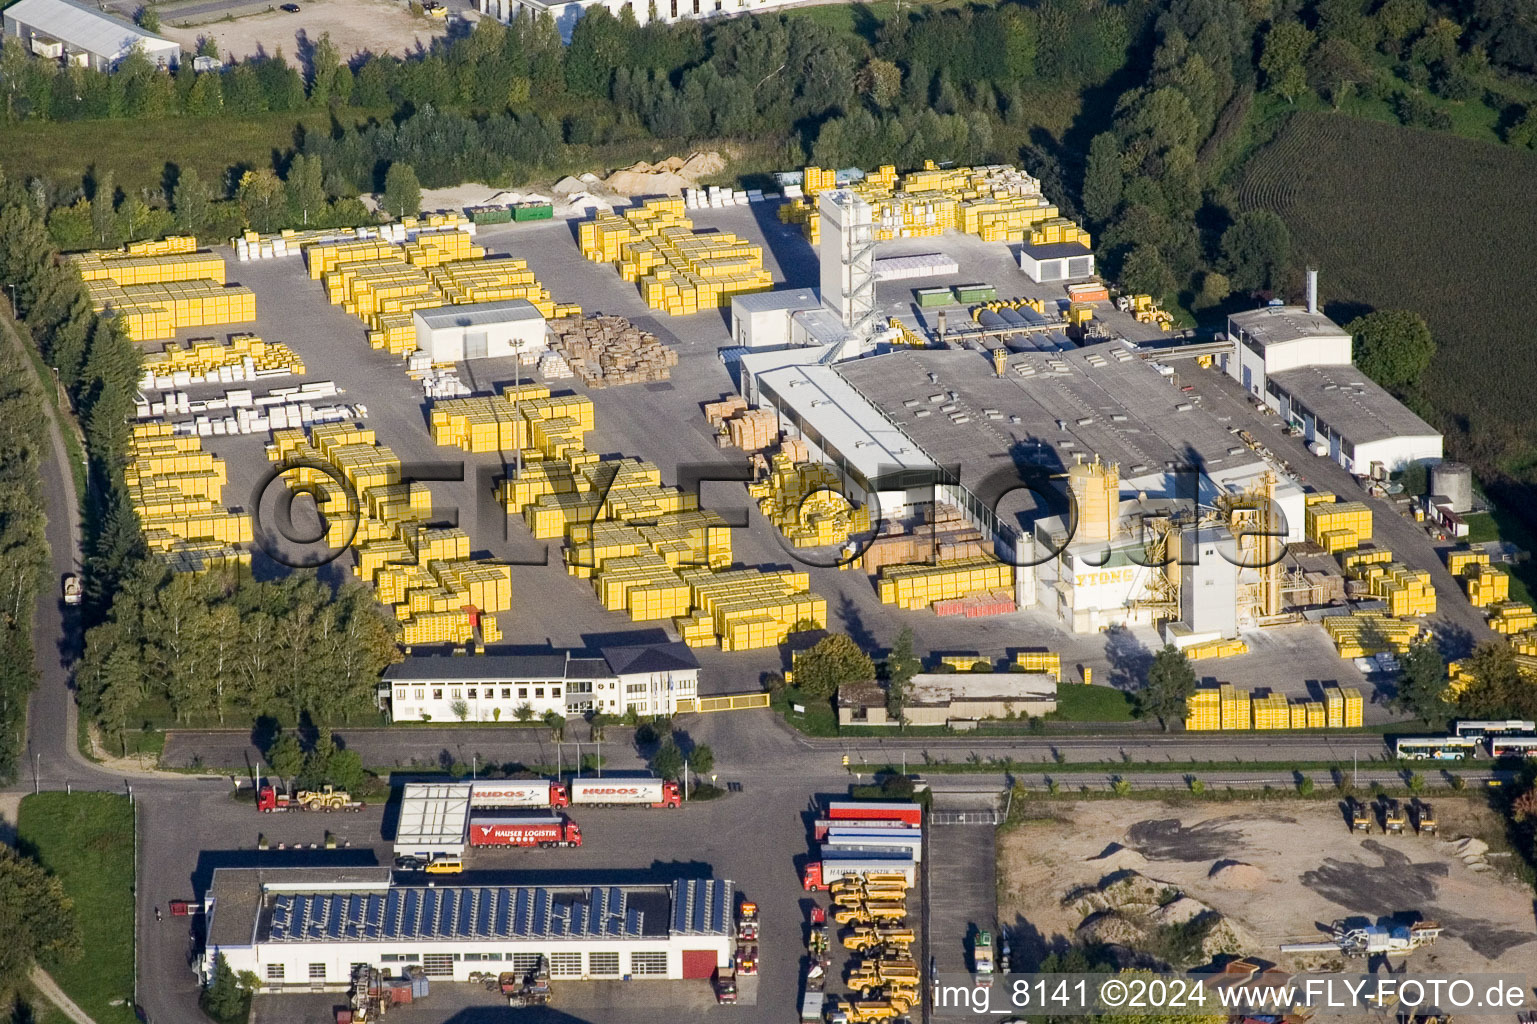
[471,206,512,224]
[916,287,954,308]
[514,203,555,221]
[955,283,997,301]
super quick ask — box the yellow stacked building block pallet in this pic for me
[306,239,404,279]
[143,334,305,379]
[1446,548,1490,577]
[673,611,718,648]
[1352,562,1436,617]
[1184,688,1220,731]
[635,510,733,570]
[1252,693,1290,730]
[127,422,252,562]
[1323,612,1419,657]
[594,552,691,622]
[1321,687,1364,728]
[88,278,257,342]
[124,236,199,257]
[1340,546,1393,573]
[749,454,872,548]
[1219,684,1250,730]
[1488,601,1537,634]
[1306,500,1373,549]
[582,199,772,315]
[681,567,826,651]
[876,557,1012,611]
[1014,651,1061,681]
[402,230,484,267]
[71,250,227,286]
[1184,639,1249,660]
[940,654,983,671]
[1464,564,1510,607]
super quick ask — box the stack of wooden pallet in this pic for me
[861,504,992,573]
[548,315,678,388]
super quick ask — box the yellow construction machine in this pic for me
[834,901,907,926]
[1116,293,1174,331]
[1383,800,1407,835]
[295,785,364,811]
[842,926,916,952]
[844,999,900,1022]
[1350,798,1372,834]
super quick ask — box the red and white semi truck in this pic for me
[567,778,681,808]
[468,814,582,848]
[467,778,681,810]
[812,817,920,841]
[470,780,570,809]
[826,801,922,826]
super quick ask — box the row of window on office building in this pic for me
[398,682,651,702]
[265,949,669,981]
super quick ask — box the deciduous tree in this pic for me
[1141,645,1196,731]
[382,162,421,220]
[793,634,874,698]
[1346,309,1435,393]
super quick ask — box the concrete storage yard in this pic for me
[164,203,1397,704]
[998,799,1536,977]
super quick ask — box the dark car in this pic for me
[393,855,425,871]
[279,3,301,11]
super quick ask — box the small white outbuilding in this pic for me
[412,300,548,363]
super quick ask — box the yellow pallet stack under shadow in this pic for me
[1464,564,1510,607]
[1323,612,1419,657]
[1013,651,1061,680]
[876,557,1012,611]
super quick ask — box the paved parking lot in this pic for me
[141,710,857,1024]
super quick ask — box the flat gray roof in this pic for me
[413,299,542,329]
[1228,305,1349,349]
[396,782,471,848]
[745,349,938,485]
[731,287,818,315]
[207,868,391,948]
[1268,365,1440,445]
[836,346,1261,498]
[909,672,1057,705]
[1021,241,1093,260]
[3,0,178,59]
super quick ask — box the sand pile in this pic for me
[1208,860,1266,889]
[602,151,728,196]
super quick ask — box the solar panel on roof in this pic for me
[496,891,511,935]
[673,885,688,934]
[710,884,726,933]
[476,889,492,937]
[457,890,473,936]
[627,908,642,935]
[514,889,530,936]
[386,891,403,935]
[327,896,344,938]
[692,885,705,933]
[421,889,438,936]
[366,894,383,938]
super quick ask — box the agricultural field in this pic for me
[1239,112,1537,486]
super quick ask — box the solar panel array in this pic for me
[265,885,662,943]
[670,879,733,936]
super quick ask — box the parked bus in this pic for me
[1453,719,1536,739]
[1394,737,1481,761]
[1488,736,1537,759]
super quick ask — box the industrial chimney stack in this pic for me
[1306,268,1319,315]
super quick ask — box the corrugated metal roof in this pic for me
[2,0,178,60]
[413,299,543,330]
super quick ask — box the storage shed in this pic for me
[412,300,548,364]
[3,0,180,68]
[1017,242,1094,283]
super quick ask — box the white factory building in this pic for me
[1016,241,1095,284]
[413,300,548,364]
[1223,297,1442,473]
[3,0,180,68]
[379,642,700,722]
[201,867,735,990]
[479,0,803,37]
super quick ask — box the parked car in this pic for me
[279,4,301,11]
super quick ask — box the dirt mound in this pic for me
[603,169,693,196]
[1090,843,1148,871]
[1208,860,1266,889]
[601,150,727,196]
[1150,897,1207,927]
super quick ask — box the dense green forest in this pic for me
[5,0,1537,729]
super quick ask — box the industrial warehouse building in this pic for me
[3,0,180,69]
[412,300,549,364]
[838,673,1057,727]
[1223,302,1441,472]
[201,867,735,990]
[478,0,804,35]
[379,642,700,721]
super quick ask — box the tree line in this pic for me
[0,263,50,784]
[76,565,401,744]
